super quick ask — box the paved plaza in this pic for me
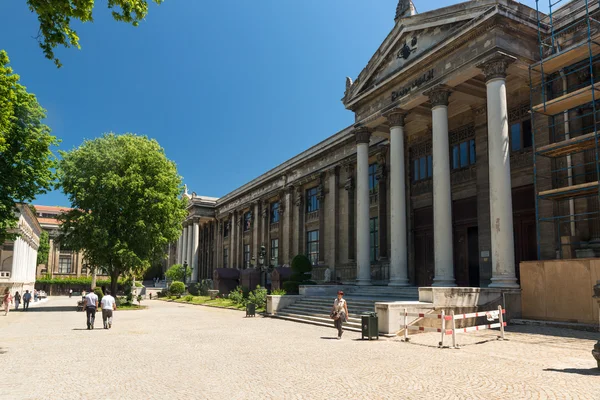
[0,297,598,400]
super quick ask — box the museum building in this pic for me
[171,0,600,297]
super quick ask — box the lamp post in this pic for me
[258,245,267,288]
[182,261,190,287]
[593,280,600,369]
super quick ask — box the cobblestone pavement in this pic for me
[0,297,598,400]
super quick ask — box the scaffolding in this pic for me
[529,0,600,259]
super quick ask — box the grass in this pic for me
[117,303,147,310]
[163,295,264,312]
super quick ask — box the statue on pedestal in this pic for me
[324,267,331,283]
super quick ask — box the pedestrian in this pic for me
[331,290,349,340]
[69,289,73,298]
[3,289,12,316]
[14,291,21,310]
[22,290,31,311]
[83,288,99,330]
[100,289,117,329]
[149,292,152,300]
[33,290,38,302]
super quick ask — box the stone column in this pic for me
[181,224,189,267]
[317,174,326,264]
[327,167,339,275]
[176,234,181,265]
[231,212,237,268]
[11,237,21,279]
[428,86,456,287]
[478,55,519,288]
[385,109,410,286]
[192,219,200,282]
[295,187,304,255]
[186,223,193,283]
[345,165,356,263]
[355,126,372,286]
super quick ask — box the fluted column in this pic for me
[181,224,189,268]
[428,86,456,287]
[478,55,519,288]
[355,126,372,286]
[192,219,200,282]
[177,232,183,265]
[384,109,410,286]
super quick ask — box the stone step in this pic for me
[275,312,362,332]
[295,299,376,308]
[286,304,374,315]
[277,308,363,323]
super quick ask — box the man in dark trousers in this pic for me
[83,289,99,330]
[22,290,32,311]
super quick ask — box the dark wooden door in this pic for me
[512,185,537,283]
[415,229,434,287]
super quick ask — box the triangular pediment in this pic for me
[343,0,501,107]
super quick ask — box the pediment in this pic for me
[343,1,499,107]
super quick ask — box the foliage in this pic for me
[183,294,194,302]
[165,264,191,283]
[228,286,246,306]
[195,279,212,297]
[136,294,142,305]
[0,51,59,242]
[271,289,286,296]
[134,281,143,287]
[124,280,133,303]
[169,281,185,296]
[25,0,164,67]
[57,133,187,296]
[93,287,104,303]
[282,281,299,295]
[36,230,50,266]
[247,285,267,309]
[36,276,123,286]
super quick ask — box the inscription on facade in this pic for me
[391,69,434,101]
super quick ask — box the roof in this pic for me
[33,205,73,213]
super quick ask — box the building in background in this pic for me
[0,204,41,293]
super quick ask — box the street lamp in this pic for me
[258,245,267,288]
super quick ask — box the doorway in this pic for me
[467,227,480,287]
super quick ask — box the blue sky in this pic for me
[1,0,541,207]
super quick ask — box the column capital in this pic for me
[383,108,408,127]
[425,85,452,107]
[477,54,516,82]
[354,126,372,144]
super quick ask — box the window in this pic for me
[413,155,432,182]
[451,139,476,170]
[224,221,229,238]
[306,230,319,265]
[270,238,279,266]
[243,212,252,232]
[306,187,319,213]
[510,119,532,152]
[243,244,250,269]
[58,256,72,274]
[370,217,379,263]
[369,163,378,193]
[223,248,229,268]
[270,202,280,224]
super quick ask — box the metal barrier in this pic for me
[402,306,506,348]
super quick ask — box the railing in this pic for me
[369,192,378,206]
[270,222,279,231]
[335,264,357,282]
[370,263,389,283]
[306,210,319,222]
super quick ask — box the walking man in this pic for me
[22,290,32,311]
[101,289,116,329]
[69,289,73,298]
[84,289,99,330]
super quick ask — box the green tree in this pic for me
[36,230,50,266]
[25,0,164,67]
[57,133,187,296]
[165,263,191,283]
[0,51,58,243]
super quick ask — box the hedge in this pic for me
[36,276,126,286]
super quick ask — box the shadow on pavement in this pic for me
[0,347,7,354]
[24,306,79,313]
[543,368,600,376]
[506,325,598,343]
[320,336,339,340]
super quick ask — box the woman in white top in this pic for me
[331,290,349,339]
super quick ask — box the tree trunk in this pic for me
[110,270,119,297]
[91,268,97,289]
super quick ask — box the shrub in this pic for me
[184,294,194,302]
[93,287,104,303]
[271,289,286,296]
[195,279,212,296]
[284,255,314,294]
[282,281,299,295]
[248,285,267,309]
[169,281,185,296]
[137,295,143,305]
[228,286,245,305]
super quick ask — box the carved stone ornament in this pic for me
[477,54,515,82]
[344,176,355,192]
[279,202,285,215]
[395,0,416,20]
[426,86,451,107]
[354,126,372,144]
[383,108,407,127]
[316,184,325,200]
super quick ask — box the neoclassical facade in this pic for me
[173,0,600,288]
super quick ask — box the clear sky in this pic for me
[1,0,541,207]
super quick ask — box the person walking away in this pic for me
[33,290,38,302]
[3,289,12,316]
[331,290,349,339]
[22,290,31,311]
[84,289,99,330]
[101,289,117,329]
[14,291,21,311]
[69,289,73,298]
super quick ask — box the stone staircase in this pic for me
[271,286,420,333]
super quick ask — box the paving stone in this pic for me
[0,297,597,400]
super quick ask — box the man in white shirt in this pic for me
[84,289,99,330]
[101,289,117,329]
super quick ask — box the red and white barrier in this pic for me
[402,305,506,348]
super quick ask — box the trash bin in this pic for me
[361,312,379,340]
[246,302,256,317]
